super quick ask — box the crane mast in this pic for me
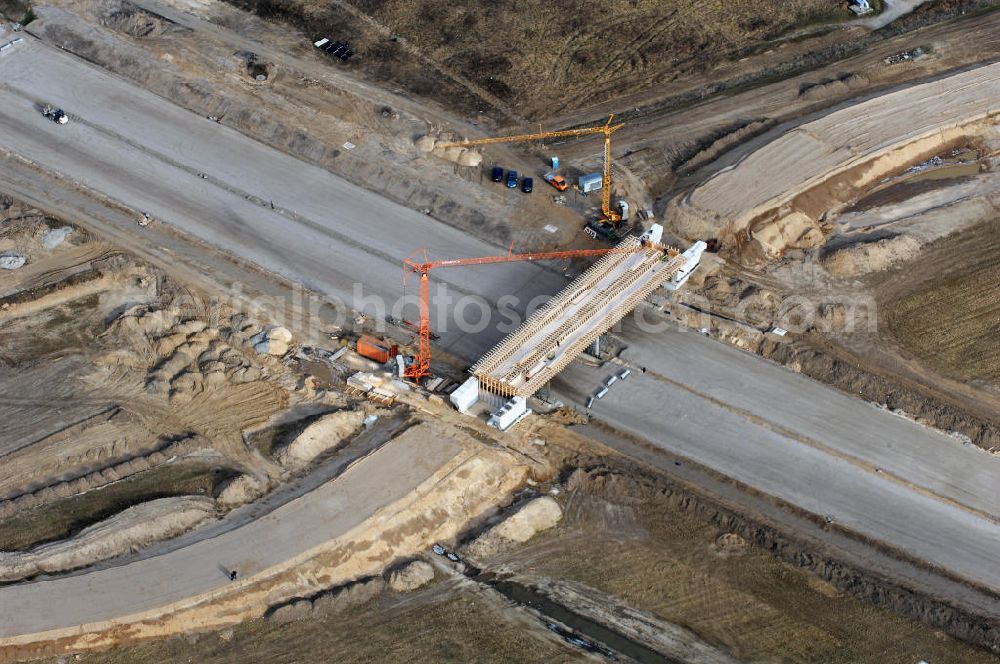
[401,239,664,381]
[438,115,624,224]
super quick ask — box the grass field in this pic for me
[883,217,1000,385]
[230,0,851,118]
[46,587,578,664]
[519,469,996,664]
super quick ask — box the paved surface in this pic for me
[0,427,460,637]
[554,315,1000,592]
[0,36,566,362]
[5,31,1000,629]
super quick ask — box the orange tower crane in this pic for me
[438,115,625,224]
[401,239,661,381]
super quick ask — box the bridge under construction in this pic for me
[467,226,688,401]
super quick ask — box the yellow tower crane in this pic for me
[438,115,625,224]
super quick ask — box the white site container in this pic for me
[487,396,531,431]
[450,376,480,413]
[663,240,708,292]
[578,172,602,193]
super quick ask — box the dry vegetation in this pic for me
[0,0,31,22]
[882,217,1000,384]
[50,454,998,664]
[42,586,579,664]
[230,0,851,117]
[517,467,998,664]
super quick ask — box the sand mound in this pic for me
[265,599,312,625]
[216,474,266,507]
[822,235,921,277]
[388,560,434,592]
[753,212,824,258]
[268,577,385,623]
[0,496,214,581]
[713,532,750,557]
[42,227,74,249]
[416,134,481,166]
[312,577,385,616]
[465,496,562,558]
[414,135,436,152]
[800,73,870,102]
[457,150,482,167]
[251,326,293,356]
[275,410,366,468]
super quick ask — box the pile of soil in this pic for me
[274,409,367,468]
[822,235,921,277]
[0,496,215,581]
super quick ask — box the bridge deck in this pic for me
[471,236,686,397]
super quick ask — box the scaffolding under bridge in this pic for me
[470,232,687,399]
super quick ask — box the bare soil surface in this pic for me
[880,218,1000,384]
[43,584,580,664]
[0,194,378,581]
[7,0,1000,659]
[37,448,999,664]
[0,461,228,551]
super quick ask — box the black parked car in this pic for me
[522,176,533,193]
[491,166,504,182]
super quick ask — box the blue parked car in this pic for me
[506,170,518,188]
[491,166,504,182]
[522,176,533,193]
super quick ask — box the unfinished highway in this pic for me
[4,30,1000,639]
[0,36,567,361]
[555,316,1000,598]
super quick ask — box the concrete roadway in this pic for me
[4,33,1000,627]
[554,315,1000,593]
[0,36,567,361]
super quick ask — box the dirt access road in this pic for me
[0,36,567,360]
[676,59,1000,235]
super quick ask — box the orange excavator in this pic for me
[438,115,625,225]
[401,235,666,381]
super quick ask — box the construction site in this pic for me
[2,0,1000,661]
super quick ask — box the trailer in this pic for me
[578,172,602,193]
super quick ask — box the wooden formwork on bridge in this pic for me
[471,236,686,399]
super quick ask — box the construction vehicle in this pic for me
[400,233,670,382]
[544,172,569,191]
[439,115,625,225]
[356,335,398,364]
[41,104,68,124]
